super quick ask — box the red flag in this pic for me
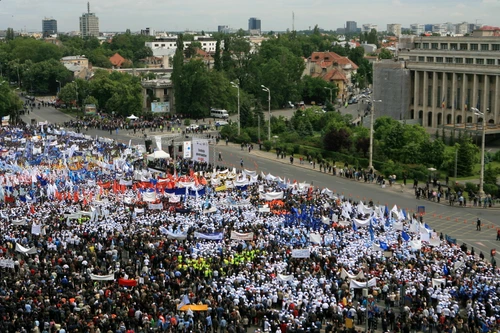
[30,205,35,214]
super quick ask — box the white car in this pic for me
[188,124,199,130]
[215,120,229,126]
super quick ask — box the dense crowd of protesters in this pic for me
[0,123,498,333]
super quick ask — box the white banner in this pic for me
[194,232,224,240]
[0,259,15,269]
[31,223,41,235]
[261,192,284,201]
[183,141,192,159]
[148,203,163,210]
[309,233,322,244]
[142,191,157,202]
[432,278,446,288]
[340,268,365,280]
[393,221,404,231]
[155,136,162,151]
[230,231,254,241]
[192,139,209,163]
[159,226,188,240]
[291,249,310,258]
[90,273,115,281]
[277,274,294,282]
[119,179,133,186]
[349,277,377,289]
[11,219,27,226]
[15,243,38,255]
[134,207,145,214]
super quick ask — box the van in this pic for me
[210,109,229,119]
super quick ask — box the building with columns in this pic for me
[396,29,500,129]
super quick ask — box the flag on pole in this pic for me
[441,97,445,109]
[352,222,358,232]
[177,294,191,310]
[402,231,410,242]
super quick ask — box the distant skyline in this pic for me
[1,0,499,33]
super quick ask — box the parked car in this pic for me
[188,124,199,130]
[215,120,229,126]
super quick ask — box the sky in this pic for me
[1,0,500,33]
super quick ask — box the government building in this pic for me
[374,27,500,132]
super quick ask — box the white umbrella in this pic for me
[127,114,139,120]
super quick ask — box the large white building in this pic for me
[410,24,425,36]
[387,24,402,37]
[79,2,99,38]
[362,23,378,33]
[145,35,224,58]
[394,27,500,129]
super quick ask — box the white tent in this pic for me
[147,150,170,160]
[127,114,139,120]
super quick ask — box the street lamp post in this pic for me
[261,85,271,141]
[471,107,485,197]
[359,96,382,171]
[324,87,333,105]
[56,80,61,95]
[230,81,240,136]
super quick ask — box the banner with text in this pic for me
[192,139,209,163]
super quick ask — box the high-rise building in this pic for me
[362,24,378,33]
[80,2,99,38]
[410,24,424,36]
[218,25,230,33]
[248,17,261,34]
[346,21,357,33]
[455,22,469,35]
[42,18,57,37]
[141,28,154,36]
[387,24,402,37]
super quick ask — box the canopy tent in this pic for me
[147,150,170,160]
[127,114,139,120]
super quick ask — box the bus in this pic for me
[210,109,229,119]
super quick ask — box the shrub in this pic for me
[483,183,499,196]
[184,119,191,126]
[262,140,272,152]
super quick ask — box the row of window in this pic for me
[152,42,216,48]
[415,42,500,51]
[409,56,499,65]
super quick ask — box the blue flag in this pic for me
[384,205,389,217]
[369,222,374,242]
[425,223,431,231]
[443,264,449,276]
[379,241,389,250]
[402,231,410,242]
[352,222,358,232]
[402,209,407,219]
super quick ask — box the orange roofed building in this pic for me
[109,53,131,69]
[303,52,358,102]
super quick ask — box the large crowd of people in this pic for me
[0,123,498,333]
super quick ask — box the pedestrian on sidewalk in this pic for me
[476,218,481,231]
[496,229,500,241]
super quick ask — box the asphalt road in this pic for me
[21,102,500,257]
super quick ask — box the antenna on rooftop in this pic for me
[88,2,90,14]
[292,11,295,32]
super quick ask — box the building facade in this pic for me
[145,35,223,56]
[410,24,425,36]
[346,21,358,33]
[396,30,500,128]
[387,24,402,37]
[42,18,57,37]
[362,23,377,33]
[248,18,261,34]
[80,3,99,38]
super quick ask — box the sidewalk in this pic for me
[229,143,500,211]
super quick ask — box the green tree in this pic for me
[456,137,479,177]
[301,76,337,105]
[323,127,352,152]
[214,38,222,71]
[0,83,23,121]
[171,34,185,114]
[378,48,393,59]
